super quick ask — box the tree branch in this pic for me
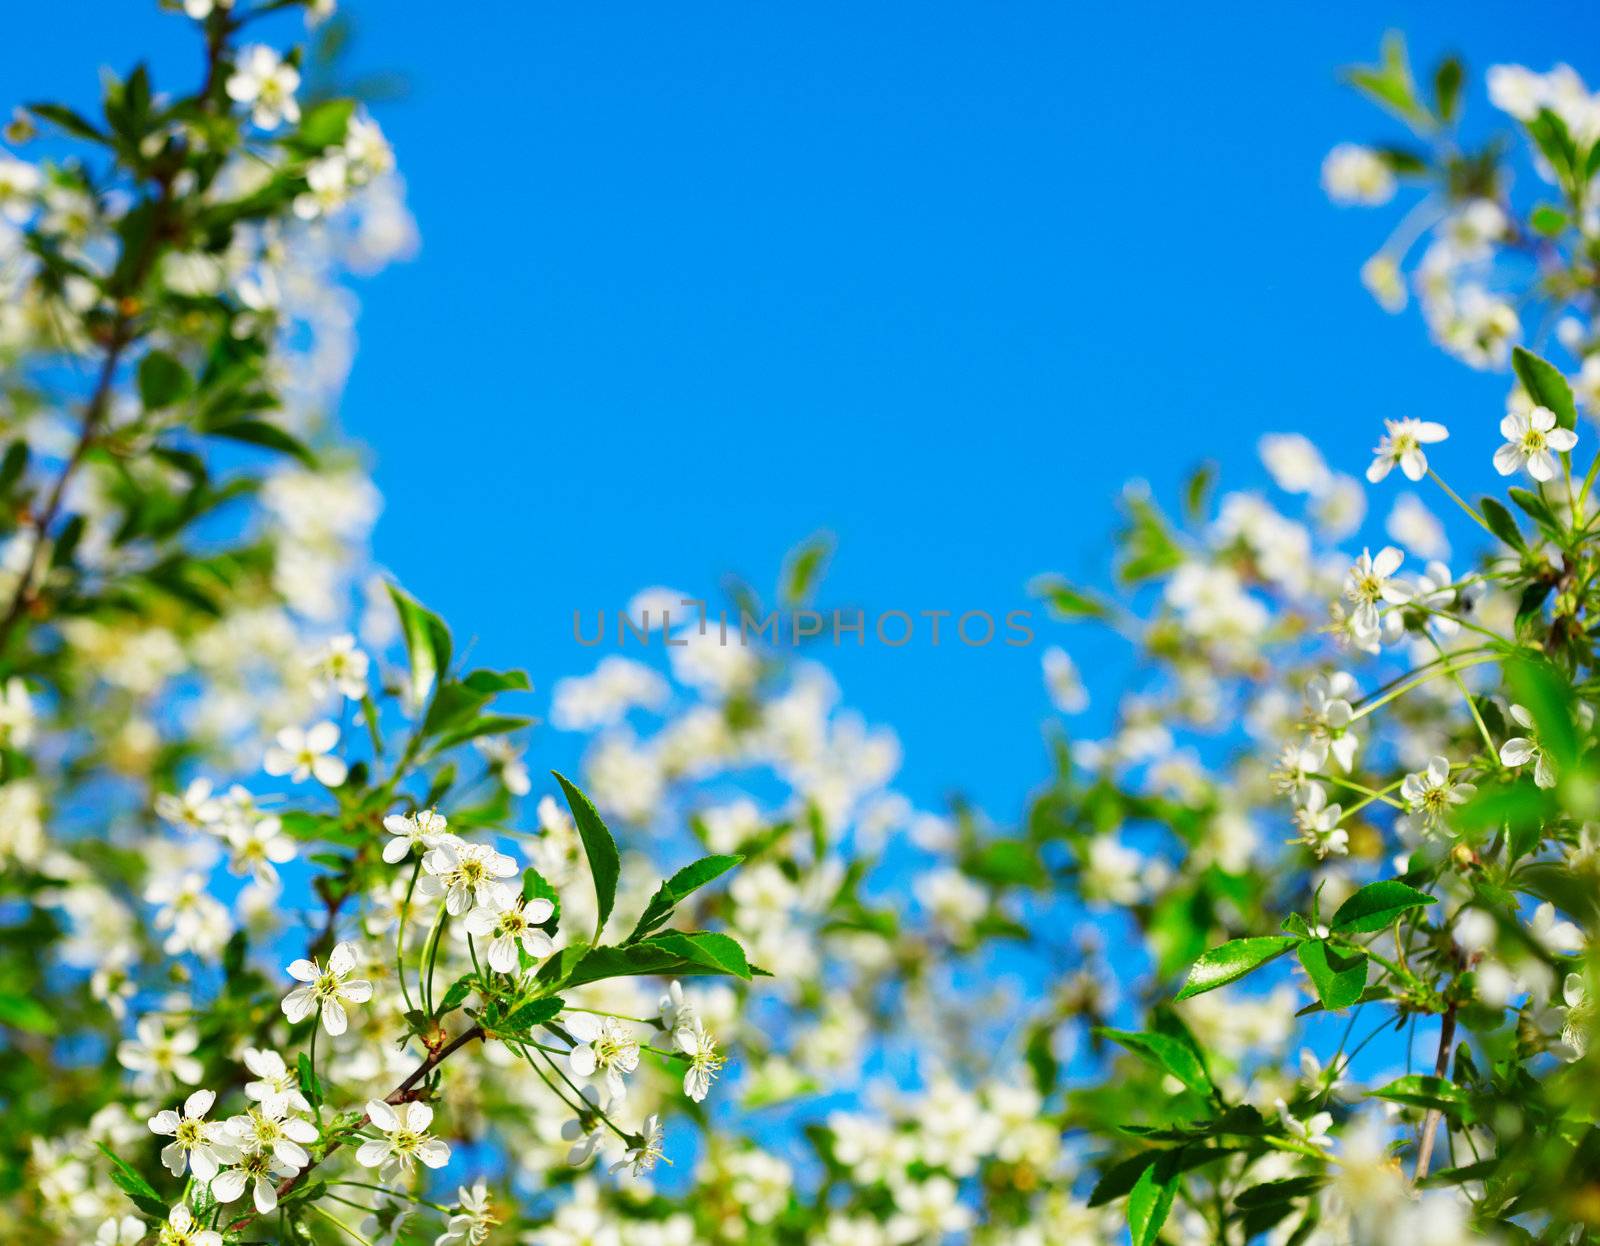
[228,1023,485,1233]
[1412,1004,1457,1184]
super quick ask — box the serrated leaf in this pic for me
[387,582,452,708]
[1372,1074,1472,1117]
[1479,496,1526,553]
[1235,1176,1327,1209]
[436,974,475,1017]
[1175,936,1299,1001]
[1297,940,1367,1011]
[646,930,754,977]
[297,1051,323,1107]
[1512,346,1578,430]
[96,1143,166,1218]
[500,995,564,1033]
[1507,487,1562,540]
[558,930,760,989]
[553,771,620,943]
[1094,1027,1212,1095]
[626,854,743,943]
[1128,1150,1181,1246]
[1329,880,1435,934]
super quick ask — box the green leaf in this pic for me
[428,714,534,756]
[1512,346,1578,431]
[553,771,620,943]
[1183,461,1218,522]
[1029,574,1112,621]
[297,1051,323,1107]
[1094,1027,1212,1095]
[436,974,475,1017]
[1341,32,1429,130]
[1507,487,1562,541]
[1297,940,1367,1011]
[1175,936,1299,1001]
[138,350,192,409]
[462,667,532,695]
[1329,880,1436,934]
[1117,491,1184,584]
[1235,1176,1327,1209]
[202,418,317,467]
[1128,1150,1181,1246]
[1024,1021,1059,1095]
[28,102,109,142]
[1433,56,1463,123]
[1420,1157,1501,1189]
[522,867,561,933]
[646,930,754,977]
[1530,204,1570,236]
[1529,109,1579,188]
[96,1143,166,1219]
[387,582,452,708]
[1507,658,1580,767]
[0,991,58,1034]
[500,995,564,1033]
[626,854,743,943]
[1479,497,1526,553]
[559,931,760,989]
[1371,1074,1472,1117]
[780,531,834,606]
[297,98,355,149]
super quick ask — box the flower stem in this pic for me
[1427,468,1492,535]
[397,859,421,1016]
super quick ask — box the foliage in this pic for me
[4,10,1600,1246]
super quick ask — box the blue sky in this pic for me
[10,1,1600,828]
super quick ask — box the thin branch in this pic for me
[1413,1004,1457,1184]
[228,1024,484,1233]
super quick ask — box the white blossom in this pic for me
[281,940,373,1035]
[418,837,519,916]
[382,808,449,864]
[1494,406,1577,482]
[263,720,348,787]
[225,46,301,130]
[157,1204,222,1246]
[1321,144,1395,205]
[1501,704,1556,788]
[1366,418,1447,484]
[356,1100,450,1181]
[566,1013,641,1100]
[148,1089,237,1181]
[461,897,555,972]
[674,1016,723,1102]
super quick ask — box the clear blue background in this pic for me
[11,1,1600,826]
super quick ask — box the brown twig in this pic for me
[0,19,230,666]
[1412,1003,1457,1184]
[228,1023,485,1233]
